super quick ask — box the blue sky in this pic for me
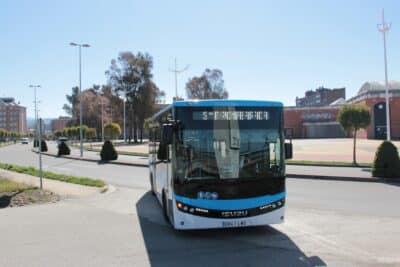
[2,0,400,118]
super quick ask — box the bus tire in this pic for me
[150,174,155,196]
[162,191,170,224]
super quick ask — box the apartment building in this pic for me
[0,98,27,133]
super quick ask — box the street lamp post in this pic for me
[70,42,90,156]
[378,9,391,141]
[30,85,40,143]
[123,90,126,143]
[169,58,189,101]
[29,84,43,189]
[101,94,105,142]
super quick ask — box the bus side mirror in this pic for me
[284,143,293,159]
[162,123,174,145]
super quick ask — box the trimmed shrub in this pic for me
[100,140,118,161]
[33,139,39,148]
[372,141,400,178]
[40,140,48,152]
[57,141,70,156]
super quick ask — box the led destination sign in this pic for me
[193,111,269,121]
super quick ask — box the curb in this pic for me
[287,173,400,184]
[32,150,148,168]
[286,162,372,168]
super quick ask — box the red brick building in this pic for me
[284,81,400,140]
[0,98,27,133]
[348,81,400,140]
[284,105,345,138]
[51,116,71,132]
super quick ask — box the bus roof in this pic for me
[173,99,283,107]
[149,99,283,121]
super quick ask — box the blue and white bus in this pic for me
[148,100,292,230]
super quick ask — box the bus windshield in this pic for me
[174,107,283,182]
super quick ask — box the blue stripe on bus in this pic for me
[172,100,283,107]
[174,192,285,210]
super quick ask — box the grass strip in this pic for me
[0,163,106,187]
[0,177,35,193]
[286,160,372,168]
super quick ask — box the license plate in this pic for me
[222,220,247,228]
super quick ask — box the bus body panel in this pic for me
[172,199,285,230]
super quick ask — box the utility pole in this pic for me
[101,94,105,142]
[123,90,126,143]
[169,58,189,100]
[30,85,41,150]
[378,9,391,141]
[38,118,43,189]
[70,42,90,156]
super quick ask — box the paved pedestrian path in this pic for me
[286,165,378,181]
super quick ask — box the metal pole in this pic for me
[123,91,126,143]
[101,95,104,142]
[38,118,43,189]
[169,58,189,101]
[174,58,178,99]
[79,45,84,156]
[378,9,391,141]
[70,42,89,153]
[34,87,38,149]
[30,85,40,150]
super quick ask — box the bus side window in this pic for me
[157,127,169,161]
[157,143,169,161]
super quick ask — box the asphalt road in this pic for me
[1,144,400,266]
[0,143,148,189]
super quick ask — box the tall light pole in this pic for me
[70,42,90,156]
[29,84,43,189]
[169,58,189,101]
[30,85,41,148]
[378,9,391,141]
[101,93,105,142]
[123,90,126,143]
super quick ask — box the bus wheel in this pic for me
[162,192,170,224]
[150,174,155,196]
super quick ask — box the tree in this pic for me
[186,68,228,99]
[136,80,164,142]
[104,123,122,140]
[63,86,79,120]
[86,128,97,140]
[106,51,160,143]
[338,104,371,165]
[64,85,118,137]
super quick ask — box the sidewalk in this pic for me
[286,165,381,182]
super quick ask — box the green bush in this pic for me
[57,141,70,156]
[33,139,39,148]
[372,141,400,178]
[40,140,48,152]
[100,140,118,161]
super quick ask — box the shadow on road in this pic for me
[136,192,326,267]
